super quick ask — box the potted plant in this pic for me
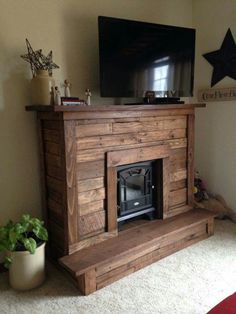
[0,214,48,290]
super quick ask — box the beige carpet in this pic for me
[0,219,236,314]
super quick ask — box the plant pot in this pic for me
[8,242,46,291]
[31,70,55,105]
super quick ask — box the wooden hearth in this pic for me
[26,103,215,295]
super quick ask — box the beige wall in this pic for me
[0,0,193,225]
[193,0,236,209]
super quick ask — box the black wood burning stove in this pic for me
[117,160,162,223]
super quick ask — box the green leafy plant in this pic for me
[0,214,48,268]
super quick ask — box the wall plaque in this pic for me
[198,87,236,102]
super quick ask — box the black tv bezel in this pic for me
[98,16,196,99]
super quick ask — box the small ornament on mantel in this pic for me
[64,79,71,97]
[54,86,61,105]
[85,88,91,106]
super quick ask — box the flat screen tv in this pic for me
[98,16,195,101]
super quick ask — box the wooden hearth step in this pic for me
[59,209,215,295]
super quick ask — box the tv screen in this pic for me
[98,16,195,99]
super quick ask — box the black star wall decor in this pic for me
[203,28,236,87]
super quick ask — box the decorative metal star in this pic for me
[21,39,59,76]
[203,29,236,87]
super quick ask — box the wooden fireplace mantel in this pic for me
[26,103,214,295]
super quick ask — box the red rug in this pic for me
[208,293,236,314]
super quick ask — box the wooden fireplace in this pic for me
[26,103,215,295]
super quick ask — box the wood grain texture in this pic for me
[77,138,187,163]
[79,211,106,238]
[187,114,195,207]
[64,120,79,245]
[112,117,187,134]
[26,103,205,113]
[78,187,105,205]
[37,116,48,228]
[77,160,105,180]
[76,123,112,137]
[77,177,104,193]
[170,169,187,182]
[80,200,104,216]
[107,167,117,233]
[162,157,170,217]
[107,145,170,167]
[60,209,213,276]
[169,188,187,208]
[59,209,214,294]
[68,231,117,254]
[170,179,187,191]
[77,129,186,150]
[164,205,192,218]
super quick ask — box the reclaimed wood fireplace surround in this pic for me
[27,104,215,295]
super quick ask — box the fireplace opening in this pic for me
[117,159,163,225]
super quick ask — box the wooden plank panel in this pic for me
[48,198,63,216]
[45,153,61,168]
[63,108,194,120]
[77,133,139,150]
[76,123,112,137]
[139,128,186,143]
[170,148,187,165]
[167,138,187,149]
[75,119,115,125]
[46,164,63,180]
[170,159,187,173]
[37,117,48,229]
[77,160,105,180]
[84,269,96,295]
[47,209,64,227]
[112,117,186,134]
[80,200,104,216]
[107,167,117,232]
[76,138,187,163]
[107,145,170,167]
[170,179,187,191]
[46,176,63,193]
[43,129,60,143]
[165,205,192,218]
[77,177,104,193]
[78,187,105,205]
[112,121,163,134]
[187,114,195,207]
[96,224,207,290]
[43,120,60,130]
[139,115,186,122]
[77,148,105,163]
[169,188,187,208]
[163,117,187,129]
[162,157,170,218]
[45,142,60,155]
[79,211,105,237]
[47,188,63,204]
[59,209,214,276]
[170,169,187,182]
[96,222,206,277]
[77,129,186,151]
[69,231,117,254]
[64,120,79,245]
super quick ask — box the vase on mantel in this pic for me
[31,70,55,106]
